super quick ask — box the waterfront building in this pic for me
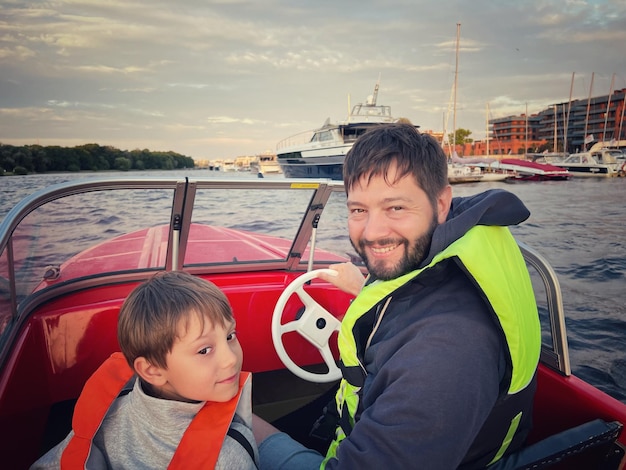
[480,88,626,157]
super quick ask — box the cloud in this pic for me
[1,0,625,158]
[206,116,267,125]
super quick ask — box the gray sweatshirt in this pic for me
[31,377,258,469]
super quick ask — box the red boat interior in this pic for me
[1,178,625,469]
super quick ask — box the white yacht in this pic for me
[276,80,410,179]
[552,149,621,177]
[251,152,282,175]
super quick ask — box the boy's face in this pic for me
[157,312,243,403]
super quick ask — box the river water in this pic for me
[2,170,625,403]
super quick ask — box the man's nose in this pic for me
[362,211,390,241]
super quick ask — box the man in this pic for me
[254,123,541,469]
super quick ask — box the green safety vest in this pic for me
[323,225,541,467]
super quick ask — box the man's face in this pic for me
[347,163,450,281]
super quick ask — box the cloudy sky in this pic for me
[1,0,625,160]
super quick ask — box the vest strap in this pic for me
[338,360,366,388]
[339,401,354,437]
[227,428,256,465]
[61,352,133,469]
[168,371,250,468]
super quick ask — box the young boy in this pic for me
[31,271,258,469]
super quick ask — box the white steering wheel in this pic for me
[271,269,342,383]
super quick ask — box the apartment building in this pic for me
[463,88,626,157]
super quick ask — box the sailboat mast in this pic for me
[584,72,594,150]
[452,23,460,155]
[486,102,490,156]
[525,102,528,155]
[553,105,557,153]
[602,73,615,143]
[617,91,626,141]
[564,72,574,154]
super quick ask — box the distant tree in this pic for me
[448,128,473,145]
[46,146,69,171]
[0,143,195,174]
[30,145,50,173]
[12,151,33,172]
[537,141,559,153]
[114,157,132,171]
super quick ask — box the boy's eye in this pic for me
[227,331,238,341]
[198,346,212,355]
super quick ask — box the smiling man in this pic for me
[254,123,542,470]
[346,159,446,281]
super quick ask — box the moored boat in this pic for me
[449,156,514,182]
[447,163,483,183]
[251,151,282,175]
[1,177,625,468]
[275,80,412,179]
[499,158,572,181]
[548,150,621,177]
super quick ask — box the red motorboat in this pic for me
[499,158,572,182]
[0,177,624,469]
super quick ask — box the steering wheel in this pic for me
[272,269,342,383]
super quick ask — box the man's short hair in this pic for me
[343,123,448,207]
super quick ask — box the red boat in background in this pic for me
[0,177,624,469]
[499,158,572,182]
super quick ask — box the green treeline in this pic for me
[0,143,196,175]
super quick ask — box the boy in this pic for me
[32,271,258,469]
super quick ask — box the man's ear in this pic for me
[134,356,167,386]
[437,185,453,224]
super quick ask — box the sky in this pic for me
[1,0,625,161]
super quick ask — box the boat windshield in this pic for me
[0,178,349,337]
[0,177,576,381]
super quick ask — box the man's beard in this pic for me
[351,215,438,281]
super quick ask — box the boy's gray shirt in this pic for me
[31,377,258,469]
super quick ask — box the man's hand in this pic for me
[318,262,366,296]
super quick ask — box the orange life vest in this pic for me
[60,352,251,469]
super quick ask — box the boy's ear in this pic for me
[134,356,167,386]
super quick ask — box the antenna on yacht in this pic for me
[368,74,381,106]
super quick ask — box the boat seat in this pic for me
[490,419,624,469]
